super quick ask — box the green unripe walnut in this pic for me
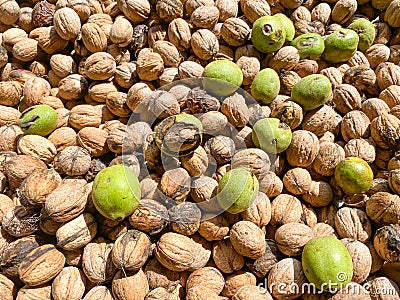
[291,33,325,60]
[155,113,203,157]
[251,16,286,53]
[252,118,292,154]
[92,164,141,220]
[334,157,373,194]
[251,68,280,105]
[302,236,353,291]
[347,19,375,52]
[274,13,295,41]
[291,74,332,111]
[322,28,359,63]
[217,168,259,214]
[19,104,58,136]
[202,60,243,97]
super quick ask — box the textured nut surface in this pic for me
[230,221,266,259]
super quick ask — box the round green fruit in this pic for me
[154,113,203,157]
[322,28,359,63]
[92,164,141,220]
[251,68,280,105]
[291,33,325,60]
[302,236,353,291]
[202,60,243,97]
[347,19,375,52]
[217,168,259,214]
[251,16,286,53]
[252,118,292,154]
[19,104,58,136]
[291,74,332,111]
[334,157,373,194]
[274,13,295,41]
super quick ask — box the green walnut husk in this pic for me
[155,113,203,157]
[291,33,325,60]
[251,68,280,105]
[274,13,295,41]
[92,164,141,220]
[302,236,353,291]
[334,157,373,194]
[251,16,286,53]
[252,118,292,154]
[291,74,332,111]
[217,168,259,214]
[347,19,375,52]
[18,104,58,136]
[202,60,243,97]
[322,28,359,63]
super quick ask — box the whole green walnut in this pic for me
[291,33,325,60]
[347,19,375,52]
[302,236,353,290]
[251,16,286,53]
[322,28,359,63]
[291,74,332,110]
[19,104,58,136]
[252,118,292,154]
[274,13,295,41]
[251,68,280,104]
[334,157,373,194]
[154,113,203,156]
[92,164,141,220]
[202,60,243,97]
[217,168,259,214]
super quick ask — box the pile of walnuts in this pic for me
[0,0,399,299]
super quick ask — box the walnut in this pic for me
[48,127,77,152]
[301,105,336,137]
[283,167,312,195]
[369,277,400,299]
[219,271,256,298]
[112,269,149,300]
[341,239,372,284]
[220,17,251,47]
[83,286,113,300]
[136,49,164,82]
[374,224,400,262]
[0,194,14,224]
[216,0,238,21]
[155,232,210,272]
[270,194,303,226]
[233,285,273,300]
[58,74,88,101]
[145,258,180,290]
[84,52,116,81]
[258,171,283,198]
[169,202,201,236]
[185,0,214,16]
[147,24,167,48]
[311,223,337,238]
[362,98,391,122]
[191,176,220,212]
[191,6,219,29]
[229,221,266,259]
[16,284,52,300]
[0,81,22,107]
[341,110,371,142]
[302,181,333,207]
[186,267,225,295]
[114,62,137,89]
[379,85,400,109]
[0,125,23,152]
[236,56,260,86]
[313,142,345,176]
[238,192,271,228]
[212,238,244,273]
[23,77,51,107]
[129,199,169,235]
[240,0,270,23]
[178,61,204,79]
[286,130,320,167]
[168,18,191,50]
[191,29,219,61]
[77,127,109,157]
[0,273,16,300]
[376,62,400,91]
[335,207,372,242]
[268,258,307,300]
[156,0,183,22]
[366,192,400,225]
[82,237,116,284]
[344,138,376,163]
[53,7,81,40]
[126,83,153,112]
[371,113,400,150]
[187,286,220,300]
[117,0,150,23]
[18,244,65,286]
[51,266,86,300]
[231,148,270,179]
[160,168,191,204]
[56,213,97,250]
[275,222,313,256]
[16,135,56,164]
[181,146,209,177]
[270,100,303,129]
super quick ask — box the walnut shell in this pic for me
[230,221,266,259]
[0,273,16,300]
[191,29,219,61]
[168,18,191,50]
[17,135,56,164]
[84,52,116,81]
[186,286,220,300]
[374,224,400,262]
[371,113,400,150]
[186,267,225,295]
[270,194,303,226]
[2,206,40,237]
[18,244,65,286]
[54,7,81,40]
[286,130,320,167]
[233,285,273,300]
[112,269,149,300]
[83,286,113,300]
[58,74,88,101]
[240,0,271,23]
[341,239,372,284]
[144,258,180,290]
[275,222,313,256]
[56,213,97,250]
[77,127,109,157]
[366,192,400,225]
[312,142,345,176]
[136,50,164,81]
[0,81,23,107]
[335,207,372,242]
[48,127,77,152]
[155,232,211,272]
[51,266,86,300]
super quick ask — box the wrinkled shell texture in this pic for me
[0,0,399,298]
